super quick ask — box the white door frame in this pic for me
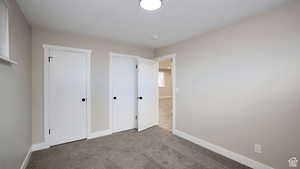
[155,54,177,132]
[109,52,141,133]
[43,44,92,146]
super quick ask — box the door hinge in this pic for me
[48,56,54,63]
[135,115,138,120]
[136,64,138,69]
[48,129,51,135]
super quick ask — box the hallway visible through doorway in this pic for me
[158,59,172,130]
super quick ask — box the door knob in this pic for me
[82,98,86,102]
[113,97,117,100]
[138,97,143,100]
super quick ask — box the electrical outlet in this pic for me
[254,144,263,154]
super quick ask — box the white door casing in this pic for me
[156,54,176,132]
[138,58,159,131]
[110,54,138,132]
[44,45,91,146]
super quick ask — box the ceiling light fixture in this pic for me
[152,35,159,40]
[140,0,162,11]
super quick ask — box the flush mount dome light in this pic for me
[140,0,162,11]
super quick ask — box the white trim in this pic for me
[109,52,142,133]
[159,96,172,99]
[5,0,9,59]
[20,147,31,169]
[0,0,10,60]
[156,54,177,132]
[43,45,92,54]
[31,143,50,152]
[43,44,92,146]
[87,129,112,139]
[43,45,50,146]
[173,129,274,169]
[109,53,113,132]
[109,52,141,60]
[0,55,17,64]
[86,52,92,137]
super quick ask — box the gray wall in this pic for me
[156,1,300,169]
[32,27,154,144]
[0,0,32,169]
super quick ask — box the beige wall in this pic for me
[159,59,172,98]
[156,1,300,169]
[0,0,32,169]
[32,27,154,144]
[159,70,172,98]
[159,59,171,69]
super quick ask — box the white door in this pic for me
[111,54,137,132]
[138,58,159,131]
[48,48,88,146]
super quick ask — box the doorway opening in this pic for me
[158,58,173,131]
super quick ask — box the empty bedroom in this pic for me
[0,0,299,169]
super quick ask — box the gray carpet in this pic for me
[27,127,251,169]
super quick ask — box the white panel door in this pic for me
[138,58,159,131]
[111,55,137,132]
[48,49,87,146]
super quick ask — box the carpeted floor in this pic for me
[27,127,251,169]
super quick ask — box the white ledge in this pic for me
[0,55,17,64]
[160,96,172,99]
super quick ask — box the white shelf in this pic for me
[0,55,17,64]
[159,96,172,99]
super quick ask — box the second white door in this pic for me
[138,58,159,131]
[111,54,138,132]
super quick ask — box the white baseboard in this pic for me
[173,129,274,169]
[21,130,110,169]
[31,143,50,152]
[20,147,31,169]
[32,130,113,151]
[87,129,112,139]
